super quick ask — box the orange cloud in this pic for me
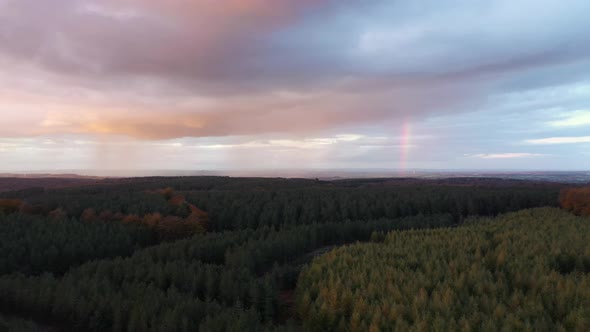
[10,78,469,140]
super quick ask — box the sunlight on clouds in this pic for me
[154,142,184,148]
[0,143,22,152]
[268,135,364,149]
[41,118,73,128]
[335,134,364,141]
[548,110,590,127]
[196,143,259,150]
[196,135,365,150]
[471,153,544,159]
[73,140,98,145]
[526,136,590,144]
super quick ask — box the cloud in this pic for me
[1,0,589,93]
[526,136,590,144]
[0,78,471,139]
[196,134,364,150]
[1,0,590,171]
[0,0,336,89]
[548,110,590,127]
[471,153,544,159]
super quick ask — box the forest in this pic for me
[296,208,590,331]
[0,176,586,331]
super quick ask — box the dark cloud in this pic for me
[2,0,588,90]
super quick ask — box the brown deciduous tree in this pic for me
[0,199,23,214]
[81,208,98,222]
[560,187,590,215]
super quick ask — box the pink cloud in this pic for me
[0,75,475,140]
[0,0,575,142]
[0,0,329,83]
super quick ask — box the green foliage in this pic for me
[296,208,590,331]
[3,186,176,218]
[0,214,450,331]
[0,314,55,332]
[0,214,155,276]
[1,176,559,233]
[186,182,559,231]
[0,177,565,330]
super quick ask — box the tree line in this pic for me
[186,184,559,231]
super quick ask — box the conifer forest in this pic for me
[0,176,587,331]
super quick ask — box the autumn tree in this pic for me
[560,187,590,215]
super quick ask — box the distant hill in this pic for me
[0,170,587,194]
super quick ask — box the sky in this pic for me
[1,0,589,173]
